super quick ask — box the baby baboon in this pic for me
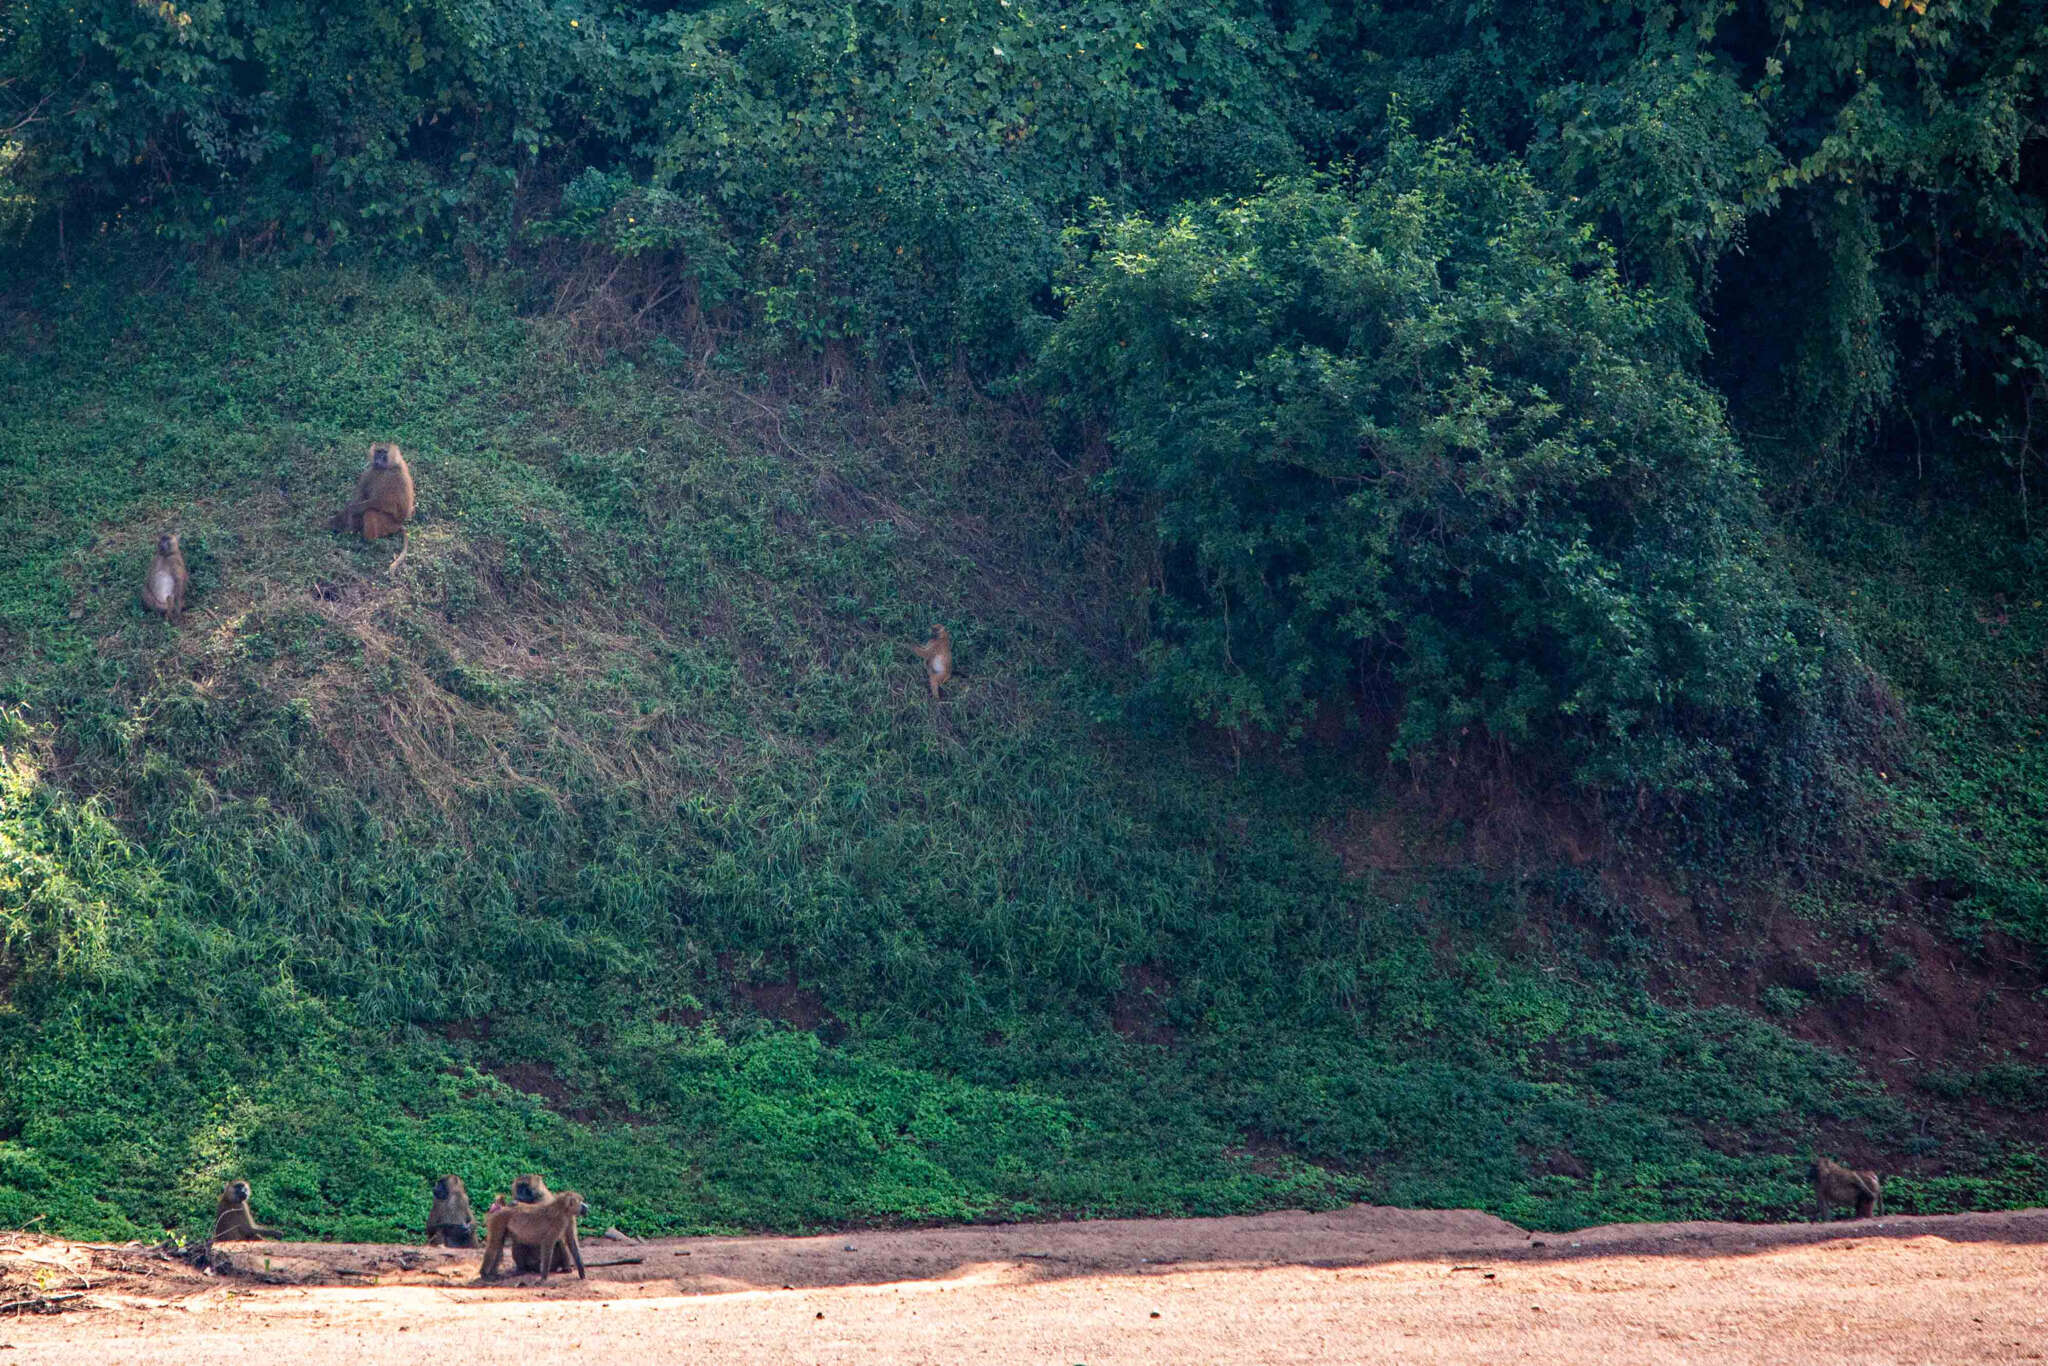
[910,624,953,698]
[426,1174,476,1248]
[141,532,188,623]
[1811,1157,1883,1220]
[481,1190,587,1282]
[328,441,415,560]
[211,1179,282,1241]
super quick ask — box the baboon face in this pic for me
[369,442,400,469]
[158,532,178,555]
[223,1179,251,1204]
[434,1176,453,1202]
[513,1174,549,1204]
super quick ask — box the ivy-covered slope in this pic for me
[1,268,2042,1242]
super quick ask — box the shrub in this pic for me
[1037,137,1865,831]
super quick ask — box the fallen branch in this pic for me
[0,1290,87,1314]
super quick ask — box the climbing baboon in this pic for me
[481,1190,587,1281]
[426,1174,477,1248]
[328,441,415,561]
[910,624,953,698]
[141,532,188,623]
[210,1179,282,1241]
[1811,1157,1883,1220]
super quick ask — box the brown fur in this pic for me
[506,1174,570,1271]
[480,1190,587,1281]
[210,1179,282,1241]
[328,441,415,560]
[426,1174,476,1248]
[1811,1157,1883,1220]
[141,532,189,623]
[910,624,953,698]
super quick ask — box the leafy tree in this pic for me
[1039,138,1859,825]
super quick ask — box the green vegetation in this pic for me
[3,267,2042,1243]
[1,0,2044,1243]
[1037,142,1860,838]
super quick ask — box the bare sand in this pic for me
[6,1205,2046,1364]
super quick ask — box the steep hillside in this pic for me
[1,267,2043,1243]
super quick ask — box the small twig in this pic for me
[583,1256,644,1268]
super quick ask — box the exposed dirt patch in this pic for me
[1323,756,2048,1158]
[1326,757,1610,879]
[468,1058,651,1128]
[13,1208,2047,1364]
[1109,962,1179,1047]
[432,1016,494,1044]
[307,579,370,610]
[1632,892,2048,1134]
[719,954,842,1038]
[479,1061,597,1122]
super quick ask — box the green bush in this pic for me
[1037,138,1864,832]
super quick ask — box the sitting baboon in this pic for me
[426,1174,476,1248]
[481,1190,587,1282]
[329,441,415,562]
[141,532,188,623]
[1811,1157,1883,1220]
[211,1179,282,1241]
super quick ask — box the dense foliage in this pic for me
[1039,142,1862,828]
[5,2,2041,442]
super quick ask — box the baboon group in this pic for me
[170,445,1885,1266]
[204,1154,1883,1282]
[142,440,415,627]
[142,440,959,696]
[212,1171,589,1281]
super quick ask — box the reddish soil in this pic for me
[1324,761,2048,1160]
[8,1206,2046,1364]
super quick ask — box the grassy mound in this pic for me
[1,266,2042,1242]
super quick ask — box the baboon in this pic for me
[328,441,415,561]
[210,1179,282,1241]
[1811,1157,1883,1220]
[480,1190,587,1281]
[488,1175,570,1272]
[426,1174,476,1248]
[141,532,188,623]
[910,624,953,698]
